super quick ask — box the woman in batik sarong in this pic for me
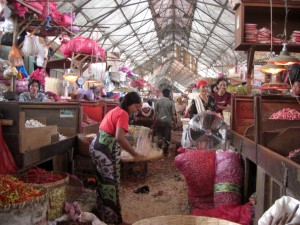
[89,91,144,225]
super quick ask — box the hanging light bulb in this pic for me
[260,63,286,74]
[268,0,299,65]
[268,43,299,65]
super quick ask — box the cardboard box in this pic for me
[19,112,58,153]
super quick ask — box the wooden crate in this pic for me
[19,112,58,153]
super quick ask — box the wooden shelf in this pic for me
[235,2,300,52]
[235,43,300,53]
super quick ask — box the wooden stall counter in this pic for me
[0,102,80,171]
[230,95,300,221]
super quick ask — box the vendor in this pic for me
[89,91,144,225]
[292,80,300,96]
[212,78,232,114]
[19,79,48,102]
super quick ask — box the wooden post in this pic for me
[246,46,256,95]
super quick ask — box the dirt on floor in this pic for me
[68,143,191,225]
[119,148,190,224]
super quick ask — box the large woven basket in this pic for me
[43,173,69,221]
[132,215,239,225]
[0,185,48,225]
[22,173,69,221]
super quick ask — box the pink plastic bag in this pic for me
[0,123,17,174]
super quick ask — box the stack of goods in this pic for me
[19,167,69,221]
[269,108,300,120]
[272,37,282,45]
[0,175,47,225]
[291,30,300,44]
[175,150,251,224]
[25,119,67,141]
[174,150,216,209]
[257,27,271,44]
[214,150,244,208]
[244,24,258,43]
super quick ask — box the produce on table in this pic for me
[269,108,300,120]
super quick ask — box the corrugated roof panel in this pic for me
[54,0,247,89]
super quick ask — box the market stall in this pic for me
[230,95,300,222]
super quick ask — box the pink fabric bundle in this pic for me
[12,1,28,17]
[30,68,49,86]
[26,1,43,12]
[214,150,243,208]
[38,1,60,22]
[60,12,75,25]
[60,36,106,61]
[174,150,216,209]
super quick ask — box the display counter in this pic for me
[0,102,80,171]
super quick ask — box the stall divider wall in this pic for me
[230,95,300,222]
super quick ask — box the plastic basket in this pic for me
[133,215,239,225]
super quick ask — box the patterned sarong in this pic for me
[89,130,122,224]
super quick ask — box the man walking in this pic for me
[154,89,176,156]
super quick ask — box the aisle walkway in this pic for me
[120,144,190,224]
[67,142,190,224]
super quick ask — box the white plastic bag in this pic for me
[0,6,14,32]
[181,124,192,149]
[35,37,49,67]
[258,196,300,225]
[22,35,38,56]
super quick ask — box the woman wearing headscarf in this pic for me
[89,91,144,225]
[187,79,216,119]
[134,102,154,128]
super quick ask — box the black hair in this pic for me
[28,79,41,91]
[162,89,170,97]
[118,96,124,105]
[211,84,217,93]
[120,92,141,111]
[147,100,153,107]
[215,77,228,89]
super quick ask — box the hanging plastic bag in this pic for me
[3,66,18,78]
[8,44,24,67]
[22,35,38,56]
[0,123,17,174]
[16,65,29,78]
[35,37,49,67]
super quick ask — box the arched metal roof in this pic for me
[58,0,246,90]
